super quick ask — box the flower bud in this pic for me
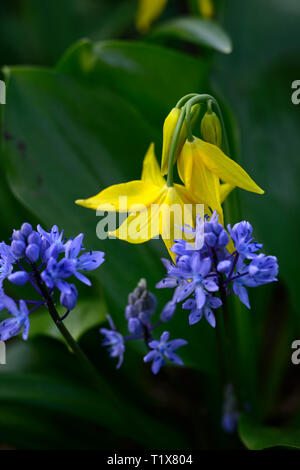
[160,301,176,322]
[21,222,33,238]
[201,111,222,147]
[27,231,41,246]
[60,284,78,311]
[217,260,232,273]
[161,104,200,175]
[8,271,29,286]
[12,230,25,242]
[128,317,142,335]
[25,244,40,263]
[11,240,26,257]
[198,0,214,19]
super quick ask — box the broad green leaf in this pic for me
[148,17,232,54]
[0,337,188,448]
[239,413,300,450]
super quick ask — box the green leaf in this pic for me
[0,337,188,449]
[239,413,300,450]
[148,17,232,54]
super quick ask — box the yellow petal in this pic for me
[141,143,165,188]
[136,0,168,33]
[109,204,161,243]
[75,180,161,212]
[198,0,214,18]
[159,185,204,260]
[220,183,234,203]
[177,140,224,223]
[192,137,264,194]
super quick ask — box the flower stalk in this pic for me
[31,263,104,391]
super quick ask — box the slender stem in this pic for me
[166,106,187,187]
[59,309,70,322]
[31,264,103,391]
[176,93,198,108]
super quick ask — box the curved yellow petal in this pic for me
[220,183,234,203]
[141,143,165,188]
[177,140,224,223]
[198,0,214,18]
[136,0,168,33]
[75,180,161,212]
[192,137,264,194]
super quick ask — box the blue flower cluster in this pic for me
[100,279,187,374]
[0,223,105,341]
[156,212,279,327]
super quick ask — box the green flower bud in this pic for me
[200,110,222,147]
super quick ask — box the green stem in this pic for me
[176,93,198,108]
[32,266,103,391]
[166,106,186,187]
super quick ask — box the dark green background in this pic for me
[0,0,299,450]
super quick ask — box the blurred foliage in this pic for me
[0,0,299,450]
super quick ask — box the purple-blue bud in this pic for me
[21,223,33,238]
[12,230,25,242]
[205,232,217,247]
[60,284,78,311]
[160,301,176,322]
[128,317,142,334]
[27,231,42,247]
[218,230,229,246]
[8,271,29,286]
[25,244,40,263]
[217,260,232,273]
[11,240,26,257]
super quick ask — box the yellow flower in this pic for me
[197,0,214,18]
[177,137,264,222]
[136,0,168,33]
[76,144,202,260]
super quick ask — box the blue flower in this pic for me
[143,331,187,374]
[41,257,75,293]
[0,298,30,341]
[100,316,125,369]
[243,254,278,287]
[182,295,222,327]
[232,255,278,309]
[158,252,219,309]
[228,221,262,259]
[65,234,105,286]
[125,279,157,333]
[0,242,15,285]
[37,224,65,260]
